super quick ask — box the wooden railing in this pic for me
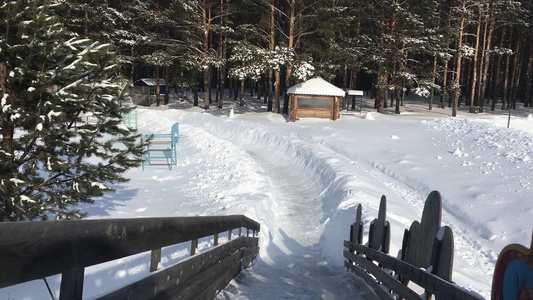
[343,191,483,300]
[0,215,260,300]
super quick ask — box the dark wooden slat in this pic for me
[0,215,260,288]
[195,261,242,299]
[59,268,84,300]
[404,191,442,268]
[368,196,387,250]
[344,240,482,300]
[160,246,252,299]
[350,204,363,244]
[344,251,422,300]
[96,236,259,300]
[150,249,162,272]
[344,260,398,300]
[190,246,260,300]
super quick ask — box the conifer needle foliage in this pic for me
[0,0,148,221]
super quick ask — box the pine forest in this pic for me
[0,0,532,220]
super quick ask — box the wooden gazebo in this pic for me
[287,77,346,122]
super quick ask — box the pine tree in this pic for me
[0,0,147,221]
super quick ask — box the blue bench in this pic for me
[142,122,179,170]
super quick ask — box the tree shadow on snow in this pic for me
[78,185,139,217]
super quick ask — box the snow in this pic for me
[1,93,8,105]
[287,77,347,96]
[19,195,35,204]
[9,178,24,186]
[10,113,21,121]
[1,94,532,300]
[91,182,108,190]
[46,110,61,119]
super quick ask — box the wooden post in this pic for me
[350,204,363,245]
[150,249,161,272]
[60,268,84,300]
[214,232,219,246]
[191,239,198,255]
[368,195,387,251]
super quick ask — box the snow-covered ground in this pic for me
[2,94,532,300]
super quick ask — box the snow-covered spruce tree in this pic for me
[0,0,147,221]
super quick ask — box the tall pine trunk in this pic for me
[267,1,275,112]
[491,27,506,111]
[0,61,11,153]
[156,66,161,107]
[502,30,513,110]
[342,64,349,110]
[469,13,482,113]
[429,56,437,110]
[274,70,281,113]
[240,78,245,106]
[510,33,523,109]
[283,0,296,115]
[477,0,495,112]
[164,66,169,105]
[376,71,387,113]
[217,0,226,109]
[525,54,533,107]
[452,0,466,117]
[202,1,211,109]
[441,58,449,108]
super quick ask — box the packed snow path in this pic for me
[222,149,365,299]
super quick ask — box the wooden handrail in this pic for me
[343,192,483,300]
[344,241,482,300]
[0,215,260,288]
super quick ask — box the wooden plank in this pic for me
[429,226,454,300]
[214,233,219,246]
[195,258,242,300]
[59,268,84,300]
[344,251,422,300]
[344,240,482,300]
[350,204,363,244]
[430,226,454,281]
[404,191,442,268]
[0,215,260,287]
[160,246,255,300]
[368,195,387,250]
[344,261,395,300]
[150,249,162,272]
[194,247,260,300]
[190,239,198,255]
[403,221,421,267]
[97,236,258,300]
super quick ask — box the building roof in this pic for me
[287,77,346,97]
[134,78,167,86]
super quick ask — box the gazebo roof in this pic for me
[134,78,167,86]
[287,77,346,97]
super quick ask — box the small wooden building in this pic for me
[287,77,346,122]
[133,78,167,95]
[132,78,167,106]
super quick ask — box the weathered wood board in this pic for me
[402,190,442,268]
[368,195,390,253]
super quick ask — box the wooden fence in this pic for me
[0,215,260,300]
[343,191,483,300]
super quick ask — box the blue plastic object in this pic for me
[142,122,179,170]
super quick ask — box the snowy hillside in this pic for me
[1,96,532,299]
